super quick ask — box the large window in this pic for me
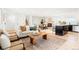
[4,15,17,30]
[67,16,78,25]
[0,9,3,29]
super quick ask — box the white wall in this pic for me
[0,9,3,30]
[32,16,45,26]
[0,9,1,24]
[1,8,79,30]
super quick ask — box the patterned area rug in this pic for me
[25,34,66,50]
[16,32,79,50]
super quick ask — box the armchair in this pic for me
[16,25,29,38]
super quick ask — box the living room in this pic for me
[0,8,79,50]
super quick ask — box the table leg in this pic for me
[30,37,36,45]
[43,34,47,40]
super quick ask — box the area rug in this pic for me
[25,34,66,50]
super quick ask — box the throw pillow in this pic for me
[20,26,26,32]
[0,34,11,49]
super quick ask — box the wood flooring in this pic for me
[21,32,79,50]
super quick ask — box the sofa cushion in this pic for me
[20,26,26,32]
[9,35,18,42]
[3,29,18,42]
[5,44,23,50]
[0,34,11,49]
[11,39,23,46]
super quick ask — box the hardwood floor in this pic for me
[22,32,79,50]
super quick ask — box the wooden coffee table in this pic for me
[39,32,47,40]
[28,32,47,45]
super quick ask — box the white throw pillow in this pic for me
[0,34,11,49]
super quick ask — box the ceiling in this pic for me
[2,8,79,16]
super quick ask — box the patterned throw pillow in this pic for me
[20,26,26,32]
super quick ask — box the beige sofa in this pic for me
[0,29,25,50]
[0,29,3,49]
[5,39,24,50]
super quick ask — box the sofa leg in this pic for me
[23,43,26,50]
[23,47,26,50]
[30,37,36,45]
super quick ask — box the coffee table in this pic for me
[28,32,47,45]
[39,32,47,40]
